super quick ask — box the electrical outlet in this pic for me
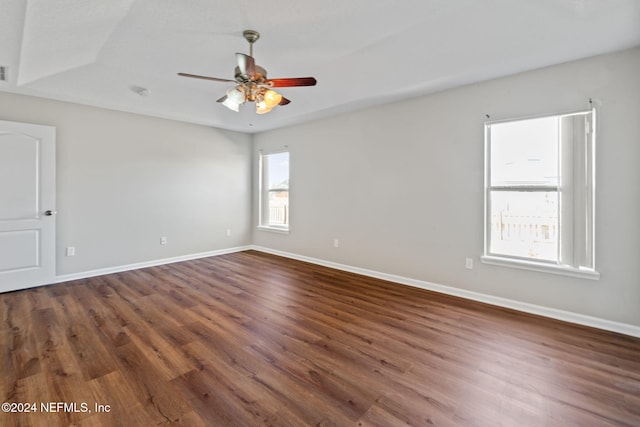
[160,236,167,245]
[465,258,473,269]
[334,239,339,248]
[226,229,232,237]
[66,246,75,257]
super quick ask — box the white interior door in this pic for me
[0,120,56,292]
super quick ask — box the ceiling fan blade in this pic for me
[279,96,291,106]
[178,72,235,83]
[267,77,317,88]
[216,95,227,103]
[236,53,256,78]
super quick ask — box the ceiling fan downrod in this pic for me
[243,30,260,57]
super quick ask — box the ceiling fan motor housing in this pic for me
[235,65,267,84]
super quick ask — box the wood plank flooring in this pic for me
[1,250,639,426]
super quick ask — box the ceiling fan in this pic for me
[178,30,317,114]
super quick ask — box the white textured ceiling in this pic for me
[1,0,639,133]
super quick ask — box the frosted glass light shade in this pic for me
[227,86,246,103]
[222,86,246,112]
[263,89,282,108]
[222,98,240,112]
[256,104,273,114]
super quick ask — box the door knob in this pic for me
[44,210,57,216]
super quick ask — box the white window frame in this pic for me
[258,150,290,234]
[481,109,599,280]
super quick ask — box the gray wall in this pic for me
[253,47,640,327]
[0,92,252,275]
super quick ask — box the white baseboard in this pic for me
[250,245,640,338]
[55,246,252,283]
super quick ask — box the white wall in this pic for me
[253,47,640,327]
[0,92,252,275]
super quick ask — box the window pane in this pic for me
[261,152,289,228]
[489,191,558,262]
[267,152,289,190]
[268,189,288,225]
[490,117,559,186]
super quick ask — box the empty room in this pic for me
[1,1,639,426]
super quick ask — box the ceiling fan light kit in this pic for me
[178,30,316,115]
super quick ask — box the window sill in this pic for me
[257,225,290,235]
[481,255,600,280]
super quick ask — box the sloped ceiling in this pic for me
[1,0,639,133]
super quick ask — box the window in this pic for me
[482,109,598,279]
[259,151,289,232]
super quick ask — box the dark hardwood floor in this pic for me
[1,250,639,426]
